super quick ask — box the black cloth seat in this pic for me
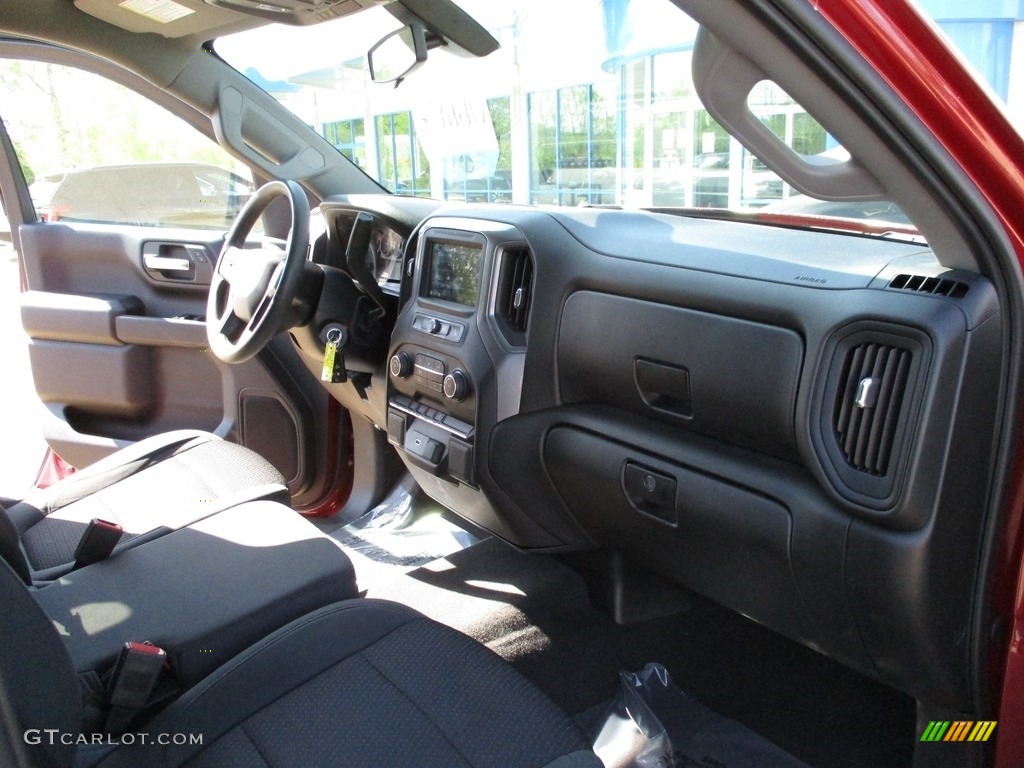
[34,501,359,702]
[0,430,289,582]
[0,557,601,768]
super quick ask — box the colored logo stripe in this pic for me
[945,722,973,741]
[920,721,997,742]
[968,722,997,742]
[921,721,949,741]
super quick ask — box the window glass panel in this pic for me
[590,82,618,205]
[433,100,509,203]
[792,112,828,156]
[652,50,690,103]
[375,112,431,197]
[741,114,785,206]
[528,84,618,206]
[324,118,367,169]
[652,111,687,206]
[528,90,557,204]
[692,110,730,208]
[487,96,513,201]
[559,85,590,175]
[0,60,253,229]
[621,59,648,205]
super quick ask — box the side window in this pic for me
[0,60,254,229]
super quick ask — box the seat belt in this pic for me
[73,518,124,569]
[104,641,168,734]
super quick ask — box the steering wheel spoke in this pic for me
[206,180,310,363]
[217,308,247,343]
[248,291,274,332]
[215,245,252,292]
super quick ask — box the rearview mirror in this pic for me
[368,25,428,86]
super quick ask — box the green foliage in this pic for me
[487,97,512,172]
[11,139,34,186]
[375,112,430,194]
[792,113,827,156]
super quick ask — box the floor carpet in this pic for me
[359,537,917,768]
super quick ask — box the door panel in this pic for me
[0,54,346,512]
[14,221,340,509]
[19,223,217,462]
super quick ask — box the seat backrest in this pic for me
[0,557,80,768]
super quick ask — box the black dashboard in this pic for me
[302,196,1001,717]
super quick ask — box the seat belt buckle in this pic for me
[105,641,167,733]
[73,518,123,569]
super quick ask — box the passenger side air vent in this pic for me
[495,247,533,345]
[833,342,912,476]
[816,326,928,510]
[888,274,968,298]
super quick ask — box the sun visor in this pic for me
[204,0,386,27]
[74,0,242,37]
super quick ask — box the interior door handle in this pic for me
[143,254,192,272]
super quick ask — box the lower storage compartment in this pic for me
[28,339,153,417]
[543,425,810,640]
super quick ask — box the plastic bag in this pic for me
[592,663,810,768]
[593,663,675,768]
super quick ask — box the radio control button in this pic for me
[443,370,469,401]
[390,352,413,378]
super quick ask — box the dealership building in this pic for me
[256,0,1024,210]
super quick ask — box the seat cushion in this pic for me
[99,600,601,768]
[5,430,289,579]
[34,501,358,692]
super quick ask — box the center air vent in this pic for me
[495,247,533,345]
[833,341,912,476]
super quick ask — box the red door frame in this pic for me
[814,1,1024,765]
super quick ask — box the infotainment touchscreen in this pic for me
[425,241,482,307]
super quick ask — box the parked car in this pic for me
[445,173,513,203]
[31,163,252,228]
[1,0,1023,767]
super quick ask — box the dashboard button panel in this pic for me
[413,313,466,343]
[389,394,475,440]
[412,353,446,393]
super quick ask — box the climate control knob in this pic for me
[443,370,469,401]
[389,351,412,379]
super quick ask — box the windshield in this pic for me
[217,0,903,225]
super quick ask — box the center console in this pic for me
[386,217,531,537]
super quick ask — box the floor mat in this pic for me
[361,538,916,768]
[326,480,483,586]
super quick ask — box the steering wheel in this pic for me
[207,180,310,363]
